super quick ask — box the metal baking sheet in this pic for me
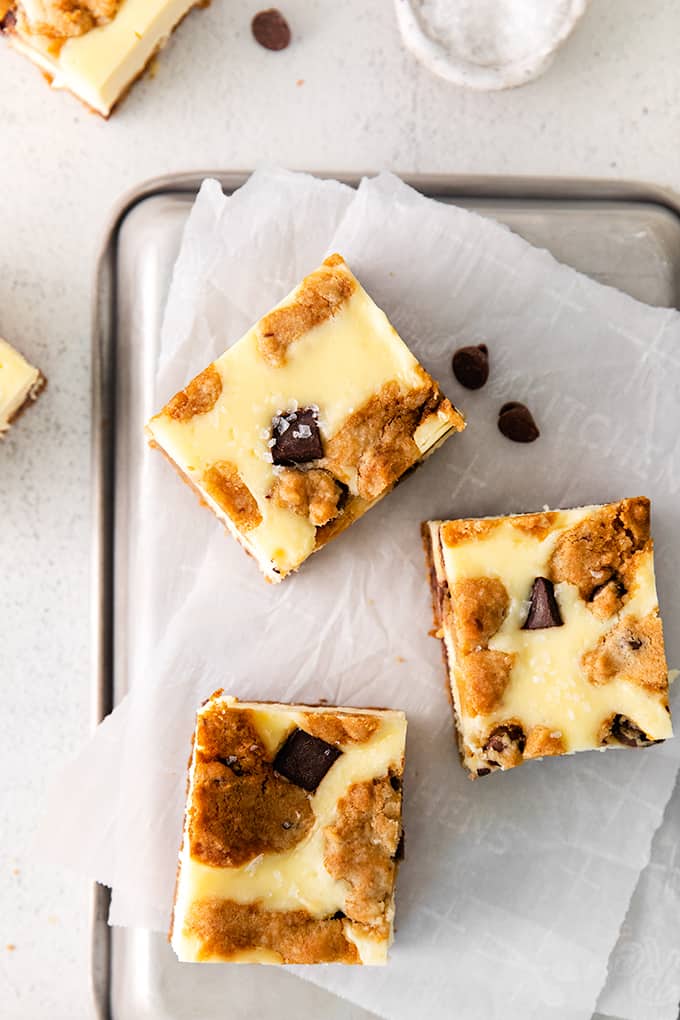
[92,173,680,1020]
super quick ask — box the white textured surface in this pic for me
[1,1,680,1018]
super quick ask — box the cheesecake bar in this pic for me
[0,0,205,117]
[423,497,672,777]
[170,694,407,965]
[0,337,45,436]
[147,254,464,582]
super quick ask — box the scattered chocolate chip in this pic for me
[271,407,323,465]
[627,636,643,650]
[389,774,402,792]
[0,9,16,31]
[610,714,655,747]
[497,402,540,443]
[251,8,291,50]
[476,767,492,777]
[281,820,293,829]
[522,577,563,630]
[330,910,346,920]
[452,344,489,390]
[217,755,244,775]
[394,832,405,861]
[273,728,342,791]
[499,401,524,416]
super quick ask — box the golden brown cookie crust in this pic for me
[302,713,380,747]
[440,517,503,549]
[582,611,668,692]
[257,255,356,367]
[550,496,650,608]
[189,708,313,868]
[450,576,510,655]
[323,776,401,926]
[458,650,515,717]
[270,467,344,527]
[203,461,262,531]
[164,364,223,422]
[16,0,120,38]
[323,377,447,501]
[184,898,360,964]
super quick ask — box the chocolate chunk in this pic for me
[330,910,346,920]
[522,577,563,630]
[271,407,324,465]
[452,344,489,390]
[610,714,655,747]
[273,728,342,791]
[252,8,291,50]
[389,774,402,791]
[476,767,492,777]
[498,402,540,443]
[394,832,405,861]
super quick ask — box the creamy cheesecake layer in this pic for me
[147,255,464,581]
[171,696,407,965]
[424,498,672,776]
[0,338,43,434]
[8,0,202,116]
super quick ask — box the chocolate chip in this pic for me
[452,344,489,390]
[0,9,16,31]
[271,407,323,465]
[252,8,291,50]
[389,774,402,791]
[394,832,405,861]
[281,820,293,829]
[273,728,342,791]
[476,767,492,777]
[330,910,346,920]
[499,401,524,416]
[484,724,526,755]
[627,636,643,650]
[498,402,540,443]
[610,714,655,747]
[522,577,563,630]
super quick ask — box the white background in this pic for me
[1,1,680,1017]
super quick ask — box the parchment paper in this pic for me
[44,170,680,1020]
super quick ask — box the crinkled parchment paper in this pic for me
[44,170,680,1020]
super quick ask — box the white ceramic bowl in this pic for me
[395,0,590,90]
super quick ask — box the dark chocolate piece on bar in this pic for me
[523,577,563,630]
[452,344,489,390]
[251,8,291,50]
[271,407,324,465]
[273,728,342,791]
[498,402,540,443]
[394,832,405,861]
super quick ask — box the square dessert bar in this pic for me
[147,254,464,582]
[170,694,407,965]
[1,0,204,117]
[423,497,672,777]
[0,338,45,436]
